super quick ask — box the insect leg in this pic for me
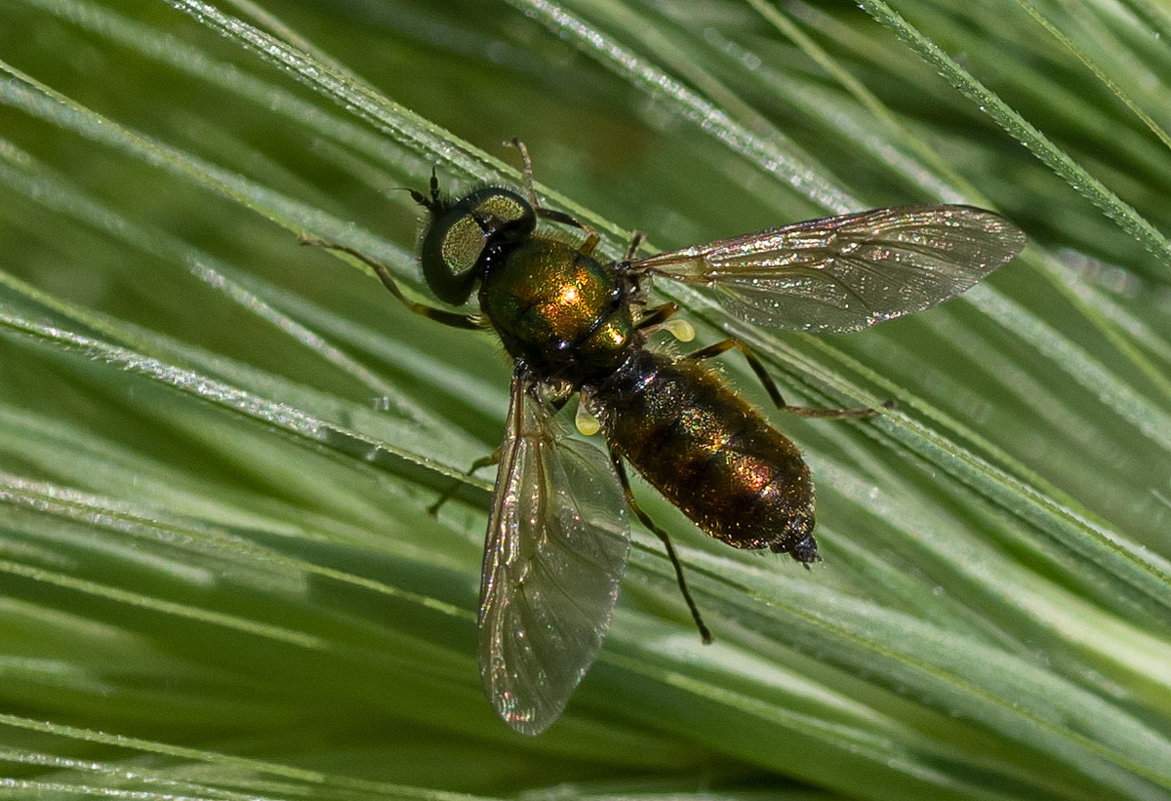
[623,231,646,262]
[537,209,601,257]
[635,303,679,332]
[686,339,877,419]
[300,238,482,330]
[634,302,696,343]
[607,447,713,644]
[505,137,540,209]
[427,449,501,516]
[504,138,601,255]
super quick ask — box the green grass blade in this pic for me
[1,0,1169,798]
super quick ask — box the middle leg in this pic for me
[686,338,879,419]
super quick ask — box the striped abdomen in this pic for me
[587,349,817,563]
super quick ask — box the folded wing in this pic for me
[479,369,630,735]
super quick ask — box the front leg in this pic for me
[300,238,482,330]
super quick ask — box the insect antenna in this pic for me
[389,166,442,212]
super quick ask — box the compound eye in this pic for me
[470,190,532,236]
[419,187,535,306]
[437,190,531,274]
[438,212,488,276]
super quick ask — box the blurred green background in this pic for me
[1,0,1169,799]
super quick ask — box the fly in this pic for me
[304,140,1027,735]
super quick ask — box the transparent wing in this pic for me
[479,369,630,736]
[633,205,1026,333]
